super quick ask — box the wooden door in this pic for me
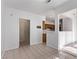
[42,33,46,44]
[19,19,30,46]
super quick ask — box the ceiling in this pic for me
[5,0,77,15]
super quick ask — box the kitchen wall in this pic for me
[3,7,45,51]
[58,9,77,49]
[47,31,58,49]
[62,9,77,42]
[63,17,72,31]
[45,11,59,49]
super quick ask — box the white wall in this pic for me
[46,11,58,49]
[63,17,72,31]
[58,9,77,49]
[61,9,77,42]
[58,32,73,49]
[47,31,58,49]
[46,18,58,49]
[1,0,6,58]
[4,7,45,51]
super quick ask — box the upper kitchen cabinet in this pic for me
[42,20,55,31]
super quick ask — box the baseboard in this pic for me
[30,42,41,45]
[47,43,58,50]
[1,51,5,59]
[5,46,19,51]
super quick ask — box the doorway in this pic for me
[19,19,30,47]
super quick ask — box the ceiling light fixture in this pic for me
[47,0,51,2]
[47,0,55,7]
[46,0,57,22]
